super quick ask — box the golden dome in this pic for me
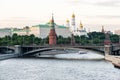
[80,22,83,29]
[72,13,75,18]
[66,19,69,22]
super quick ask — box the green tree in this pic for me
[110,34,119,43]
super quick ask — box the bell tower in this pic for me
[71,13,76,31]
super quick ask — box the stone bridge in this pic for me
[0,46,15,54]
[0,44,120,57]
[111,44,120,55]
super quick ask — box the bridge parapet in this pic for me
[112,45,120,51]
[111,45,120,55]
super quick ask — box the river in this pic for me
[0,50,120,80]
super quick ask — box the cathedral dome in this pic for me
[72,13,75,18]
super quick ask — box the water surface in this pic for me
[0,58,120,80]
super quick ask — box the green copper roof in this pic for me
[33,24,49,28]
[0,30,10,32]
[45,22,57,26]
[33,22,67,29]
[0,29,11,32]
[58,25,67,28]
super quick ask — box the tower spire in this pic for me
[52,13,54,23]
[50,13,55,29]
[101,25,105,33]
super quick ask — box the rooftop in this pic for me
[33,22,67,29]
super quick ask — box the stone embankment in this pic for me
[0,54,18,60]
[105,55,120,69]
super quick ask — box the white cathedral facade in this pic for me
[66,14,88,37]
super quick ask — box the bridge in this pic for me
[0,46,15,54]
[0,44,120,57]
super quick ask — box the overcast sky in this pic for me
[0,0,120,32]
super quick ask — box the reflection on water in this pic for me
[55,51,104,60]
[38,49,104,60]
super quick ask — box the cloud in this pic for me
[95,0,120,7]
[0,17,42,28]
[98,15,120,18]
[0,17,42,22]
[67,0,120,7]
[84,15,120,19]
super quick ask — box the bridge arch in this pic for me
[21,47,105,57]
[0,46,15,54]
[22,48,54,57]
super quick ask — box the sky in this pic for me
[0,0,120,32]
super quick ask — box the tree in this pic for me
[110,34,119,43]
[0,32,119,46]
[93,38,100,44]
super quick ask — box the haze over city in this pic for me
[0,0,120,32]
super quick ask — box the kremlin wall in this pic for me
[0,14,116,38]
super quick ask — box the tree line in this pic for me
[0,32,119,46]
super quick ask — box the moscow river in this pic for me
[0,50,120,80]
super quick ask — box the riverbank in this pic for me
[105,55,120,69]
[0,54,18,60]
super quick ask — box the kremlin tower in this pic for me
[101,26,105,33]
[49,14,57,45]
